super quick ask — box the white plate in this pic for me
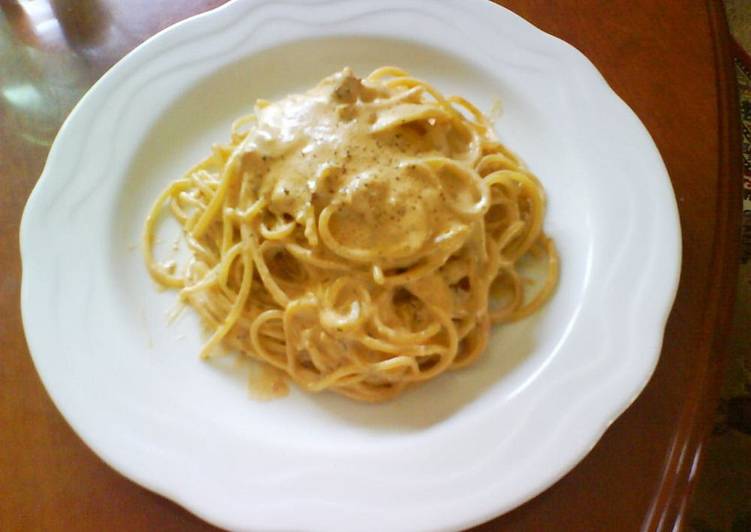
[20,1,681,530]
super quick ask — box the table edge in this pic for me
[643,1,743,530]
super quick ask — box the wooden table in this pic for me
[1,1,741,530]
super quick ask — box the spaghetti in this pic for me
[144,67,558,402]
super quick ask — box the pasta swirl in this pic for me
[144,67,558,402]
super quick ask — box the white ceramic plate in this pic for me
[20,1,681,530]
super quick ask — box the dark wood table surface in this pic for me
[1,1,741,530]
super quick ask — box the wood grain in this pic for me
[0,0,740,530]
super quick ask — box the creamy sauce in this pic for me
[240,68,474,264]
[247,361,289,400]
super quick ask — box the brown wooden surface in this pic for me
[0,0,741,530]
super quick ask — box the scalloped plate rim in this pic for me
[19,1,681,530]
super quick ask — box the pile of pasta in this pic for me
[145,67,558,402]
